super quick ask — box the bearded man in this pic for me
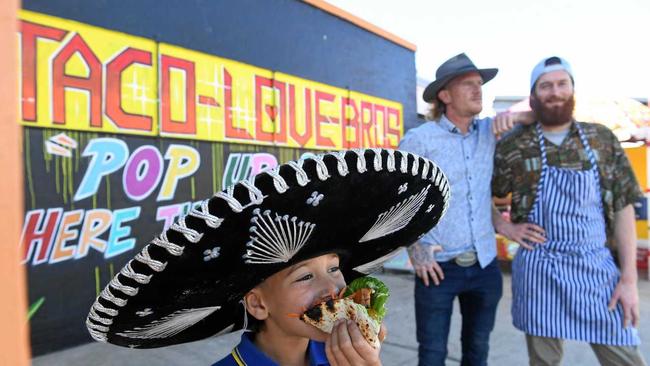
[492,56,646,365]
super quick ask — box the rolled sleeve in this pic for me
[610,134,643,212]
[492,144,512,198]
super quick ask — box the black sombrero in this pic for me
[86,148,450,348]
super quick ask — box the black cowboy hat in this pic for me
[422,53,498,103]
[86,148,450,348]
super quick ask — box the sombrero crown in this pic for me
[86,148,450,348]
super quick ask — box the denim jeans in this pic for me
[414,259,503,366]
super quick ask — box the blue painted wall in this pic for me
[23,0,418,130]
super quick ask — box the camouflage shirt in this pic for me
[492,121,642,242]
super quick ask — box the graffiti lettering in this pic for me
[74,138,200,202]
[222,153,278,190]
[21,207,141,265]
[19,11,403,150]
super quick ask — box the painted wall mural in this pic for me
[19,10,403,151]
[18,10,405,355]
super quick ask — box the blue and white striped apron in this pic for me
[511,123,639,346]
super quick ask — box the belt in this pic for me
[454,251,478,267]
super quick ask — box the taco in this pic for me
[300,276,389,348]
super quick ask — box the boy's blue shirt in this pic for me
[212,331,329,366]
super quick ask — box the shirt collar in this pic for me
[535,120,578,136]
[235,332,328,366]
[439,114,478,135]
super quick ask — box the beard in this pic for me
[529,93,575,127]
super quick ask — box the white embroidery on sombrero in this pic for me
[329,151,349,176]
[434,168,443,186]
[89,308,113,325]
[306,191,324,207]
[398,183,408,194]
[135,246,167,272]
[87,318,109,334]
[239,178,266,204]
[244,208,316,264]
[312,155,331,181]
[386,149,396,172]
[426,204,435,213]
[428,163,438,182]
[353,247,404,274]
[421,160,430,180]
[110,276,139,296]
[359,185,431,243]
[116,306,221,339]
[203,247,221,262]
[150,232,184,256]
[170,217,203,243]
[351,149,367,173]
[188,200,223,229]
[216,186,246,213]
[264,167,289,193]
[400,152,409,174]
[120,261,152,284]
[411,156,420,176]
[287,160,310,186]
[136,308,153,317]
[94,301,119,317]
[371,148,383,171]
[442,180,450,199]
[101,287,127,307]
[88,325,108,342]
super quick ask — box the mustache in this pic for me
[530,94,575,126]
[544,97,569,104]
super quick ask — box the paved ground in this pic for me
[34,269,650,365]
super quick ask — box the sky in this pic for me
[326,0,650,101]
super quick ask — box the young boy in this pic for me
[86,148,450,366]
[217,253,379,365]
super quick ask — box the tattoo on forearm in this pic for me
[407,242,434,265]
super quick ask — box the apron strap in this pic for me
[575,123,599,171]
[534,123,549,195]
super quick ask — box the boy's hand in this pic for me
[325,320,382,366]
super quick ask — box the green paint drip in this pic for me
[68,157,74,205]
[95,266,100,296]
[109,263,114,279]
[212,144,224,193]
[191,176,196,199]
[105,176,111,210]
[27,297,45,321]
[74,131,80,172]
[61,158,68,205]
[55,156,60,195]
[24,129,36,209]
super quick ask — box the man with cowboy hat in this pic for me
[493,56,646,365]
[399,52,539,366]
[85,148,451,365]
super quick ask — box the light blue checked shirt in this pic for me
[399,115,497,268]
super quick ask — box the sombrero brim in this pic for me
[422,68,498,103]
[86,148,450,348]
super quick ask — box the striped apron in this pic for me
[511,123,639,346]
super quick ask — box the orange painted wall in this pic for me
[0,0,31,364]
